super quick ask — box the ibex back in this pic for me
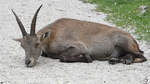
[12,5,147,67]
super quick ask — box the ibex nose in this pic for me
[25,60,31,65]
[25,58,36,67]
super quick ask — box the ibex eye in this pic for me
[35,43,40,48]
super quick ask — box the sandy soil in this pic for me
[0,0,150,84]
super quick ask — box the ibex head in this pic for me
[12,5,42,67]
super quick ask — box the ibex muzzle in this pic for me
[12,5,147,67]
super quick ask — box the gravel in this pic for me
[0,0,149,84]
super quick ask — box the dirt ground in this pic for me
[0,0,149,84]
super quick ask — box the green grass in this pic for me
[82,0,150,41]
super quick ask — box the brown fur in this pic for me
[12,5,146,67]
[37,18,146,64]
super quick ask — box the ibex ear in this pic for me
[13,38,23,42]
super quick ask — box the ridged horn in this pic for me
[30,5,43,36]
[12,9,27,37]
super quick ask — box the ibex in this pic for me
[12,5,147,67]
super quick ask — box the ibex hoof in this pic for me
[85,58,93,63]
[84,55,93,63]
[121,58,132,65]
[86,59,93,63]
[109,58,120,65]
[41,51,48,57]
[59,56,70,63]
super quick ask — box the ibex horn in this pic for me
[12,9,27,37]
[30,5,43,36]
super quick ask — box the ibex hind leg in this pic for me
[108,48,122,65]
[120,54,134,65]
[130,49,147,63]
[59,46,93,63]
[120,53,146,64]
[125,46,146,63]
[118,37,147,63]
[133,55,147,63]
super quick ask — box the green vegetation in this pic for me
[82,0,150,41]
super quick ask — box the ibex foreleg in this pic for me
[59,46,93,63]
